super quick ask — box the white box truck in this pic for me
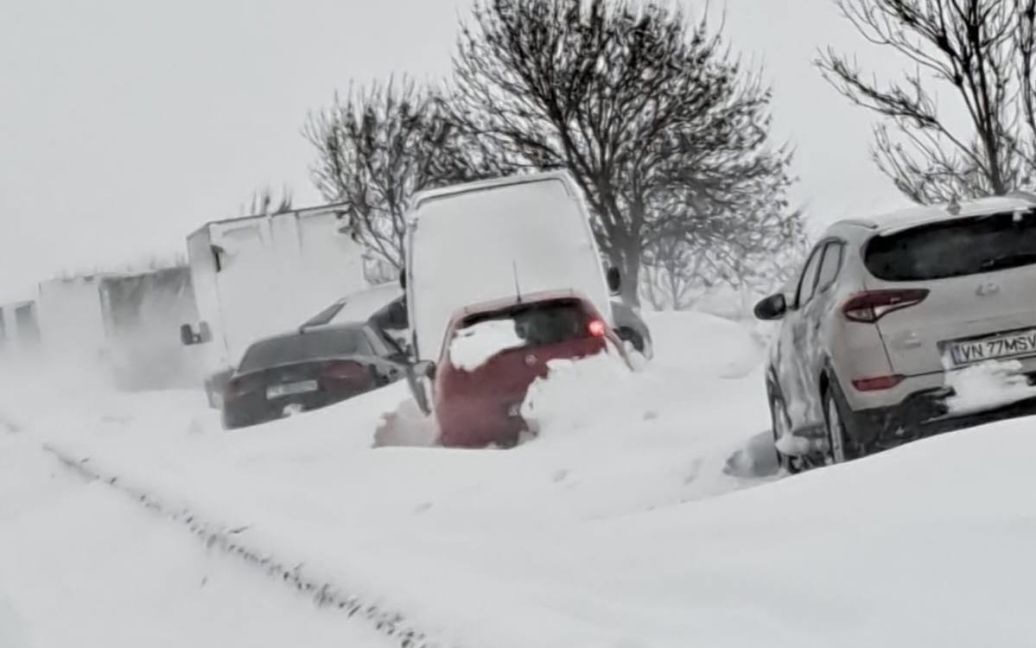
[179,203,369,407]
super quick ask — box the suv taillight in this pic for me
[841,289,929,323]
[851,374,905,391]
[588,319,607,337]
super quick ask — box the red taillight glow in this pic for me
[588,319,607,337]
[851,374,905,392]
[223,379,246,400]
[321,361,368,381]
[841,289,929,323]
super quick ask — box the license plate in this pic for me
[266,380,318,399]
[947,328,1036,366]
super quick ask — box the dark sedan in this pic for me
[222,322,407,429]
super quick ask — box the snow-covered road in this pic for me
[0,433,388,648]
[3,311,1036,647]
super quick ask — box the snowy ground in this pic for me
[0,434,387,648]
[2,311,1036,647]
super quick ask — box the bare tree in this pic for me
[643,202,808,311]
[641,238,705,310]
[818,0,1036,203]
[450,0,794,305]
[304,77,481,270]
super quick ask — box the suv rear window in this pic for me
[462,299,592,347]
[239,326,370,372]
[865,210,1036,281]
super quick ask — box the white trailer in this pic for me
[35,268,202,389]
[179,203,368,407]
[37,275,110,366]
[99,266,202,390]
[0,299,41,357]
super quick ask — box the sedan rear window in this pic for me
[239,327,370,372]
[865,210,1036,281]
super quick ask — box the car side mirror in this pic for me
[180,322,212,345]
[180,323,196,346]
[753,293,788,321]
[606,267,621,294]
[387,300,407,328]
[198,321,212,343]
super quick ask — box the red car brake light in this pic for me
[223,377,253,401]
[587,319,607,337]
[841,289,929,323]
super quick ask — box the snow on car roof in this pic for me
[330,283,402,323]
[835,193,1036,236]
[408,169,577,213]
[302,282,402,329]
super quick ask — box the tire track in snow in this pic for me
[42,443,458,648]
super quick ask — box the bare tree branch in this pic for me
[304,78,492,270]
[818,0,1035,202]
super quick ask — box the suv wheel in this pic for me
[767,386,803,473]
[821,380,856,464]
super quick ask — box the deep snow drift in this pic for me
[2,310,1036,647]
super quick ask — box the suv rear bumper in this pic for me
[841,355,1036,411]
[845,383,1036,450]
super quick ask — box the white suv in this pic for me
[755,194,1036,469]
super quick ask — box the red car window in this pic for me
[459,299,592,349]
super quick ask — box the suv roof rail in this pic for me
[838,218,878,229]
[1006,189,1036,203]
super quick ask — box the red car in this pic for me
[412,291,627,448]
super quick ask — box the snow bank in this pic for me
[521,353,638,438]
[945,359,1036,415]
[0,309,815,647]
[642,310,762,378]
[373,397,439,448]
[448,318,524,371]
[0,592,31,648]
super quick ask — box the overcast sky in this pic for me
[0,0,908,300]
